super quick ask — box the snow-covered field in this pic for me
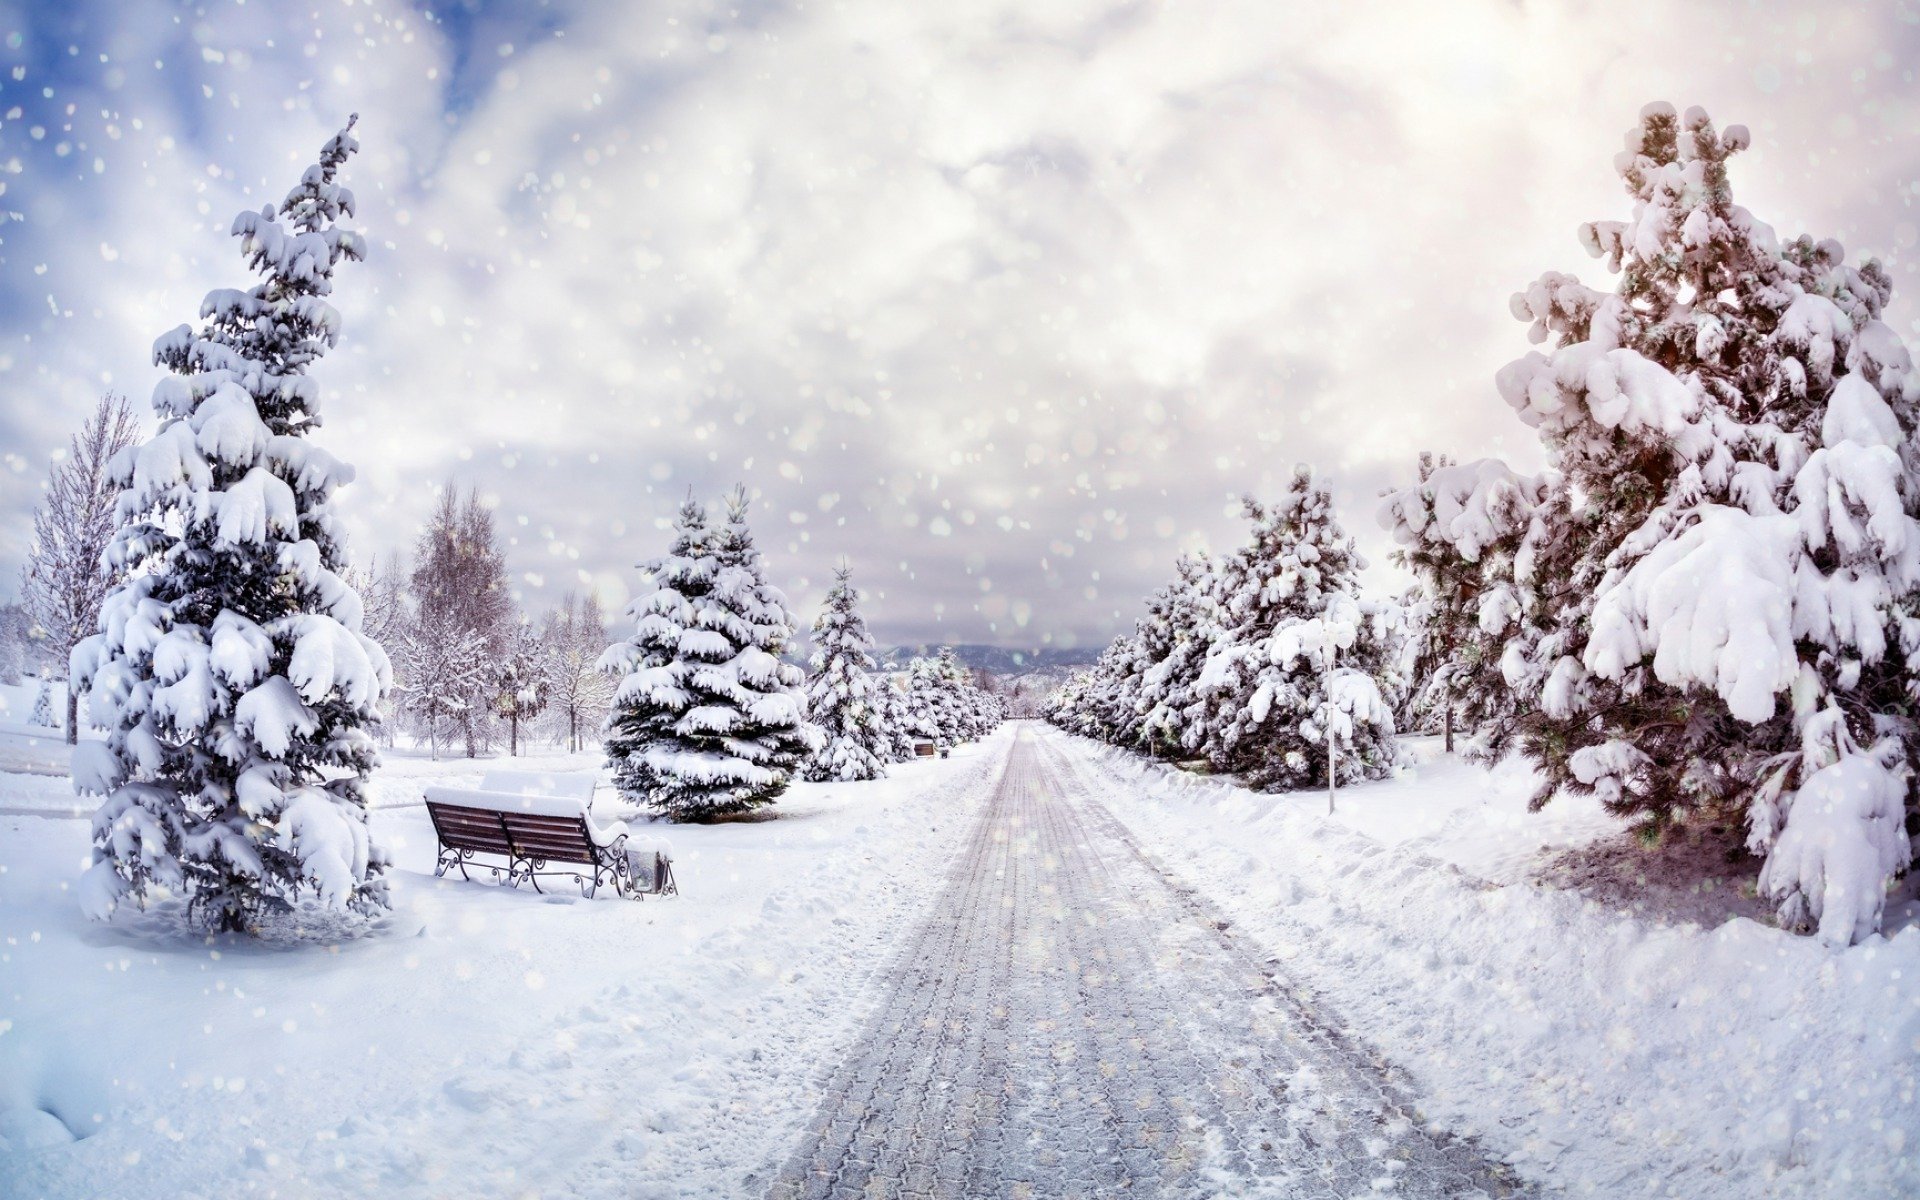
[0,729,1006,1198]
[1056,729,1920,1199]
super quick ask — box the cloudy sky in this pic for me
[2,0,1917,652]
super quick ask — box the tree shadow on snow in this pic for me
[1530,818,1780,931]
[75,896,406,956]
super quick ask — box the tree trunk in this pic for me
[510,711,519,758]
[65,684,79,746]
[1443,688,1454,755]
[570,708,578,754]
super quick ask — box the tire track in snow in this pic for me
[765,722,1530,1199]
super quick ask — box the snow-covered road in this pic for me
[766,725,1524,1199]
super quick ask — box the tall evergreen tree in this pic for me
[72,117,389,932]
[803,564,889,782]
[875,674,920,762]
[1135,554,1214,759]
[1381,103,1920,944]
[601,491,818,819]
[1378,453,1551,758]
[1192,468,1400,790]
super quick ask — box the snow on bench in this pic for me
[423,770,676,900]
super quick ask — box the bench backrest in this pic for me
[477,768,599,804]
[426,797,598,864]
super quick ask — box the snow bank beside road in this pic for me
[1057,729,1920,1199]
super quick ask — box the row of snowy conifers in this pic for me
[63,118,999,935]
[599,487,1005,819]
[1055,102,1919,948]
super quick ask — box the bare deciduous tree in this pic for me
[542,590,613,753]
[22,393,140,743]
[409,486,513,757]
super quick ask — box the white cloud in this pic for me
[3,0,1916,648]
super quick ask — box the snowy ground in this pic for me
[0,729,1006,1198]
[1063,729,1920,1199]
[5,722,1917,1199]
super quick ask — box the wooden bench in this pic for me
[423,770,677,900]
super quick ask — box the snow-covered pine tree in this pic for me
[709,487,821,781]
[935,647,988,742]
[803,564,889,782]
[1381,103,1920,945]
[1062,635,1142,745]
[1379,453,1554,761]
[601,496,713,812]
[1193,467,1400,790]
[904,655,959,748]
[71,117,390,932]
[1134,554,1214,760]
[601,491,818,818]
[875,673,920,762]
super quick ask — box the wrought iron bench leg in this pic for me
[435,844,474,882]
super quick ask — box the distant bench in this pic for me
[422,769,677,900]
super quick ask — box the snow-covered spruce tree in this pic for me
[802,564,890,782]
[935,647,990,742]
[1134,554,1215,760]
[1378,453,1554,758]
[1065,635,1144,745]
[875,673,921,762]
[1382,103,1920,945]
[1192,467,1400,790]
[601,491,819,819]
[71,117,390,932]
[904,655,960,748]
